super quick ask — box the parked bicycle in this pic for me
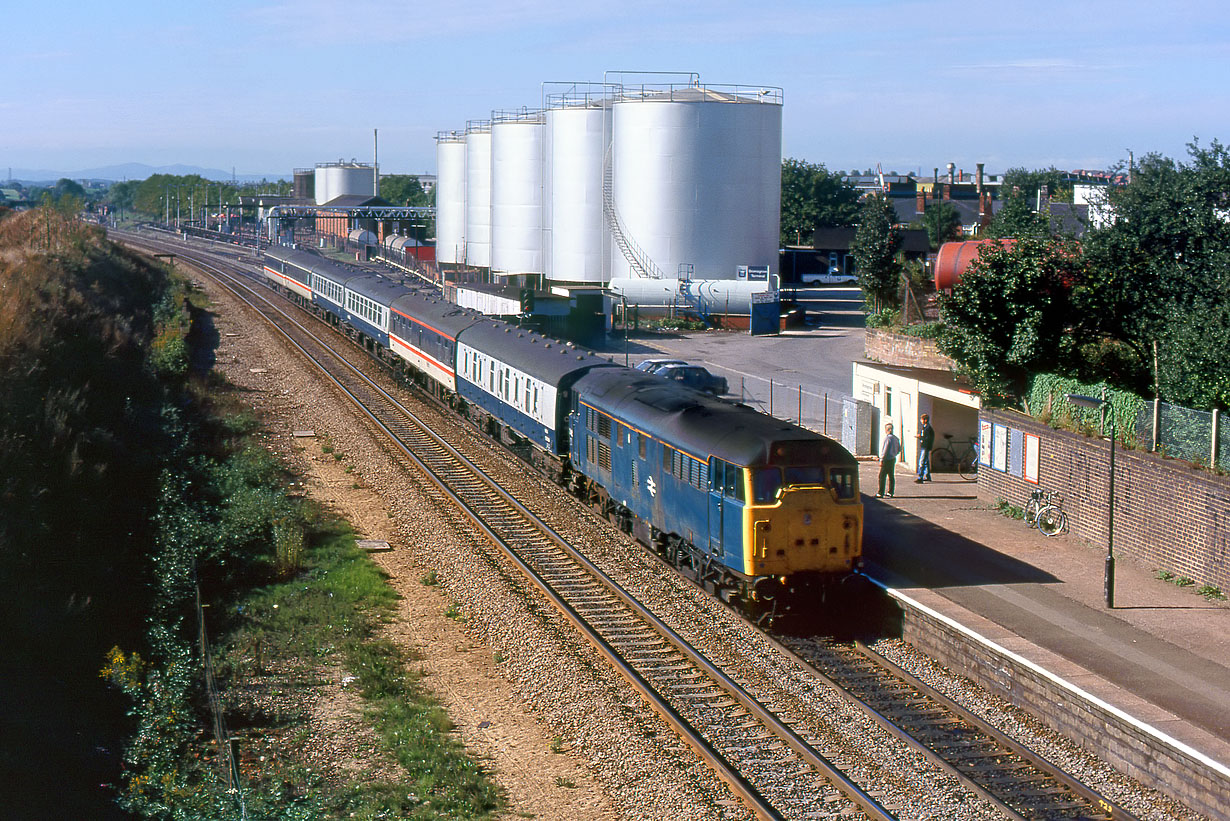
[931,434,979,480]
[1024,488,1067,536]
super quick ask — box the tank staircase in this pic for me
[602,144,666,280]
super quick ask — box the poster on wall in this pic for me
[1009,429,1024,477]
[979,420,992,467]
[1024,433,1040,484]
[993,423,1008,472]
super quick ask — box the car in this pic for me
[799,269,858,285]
[652,364,729,395]
[634,357,688,373]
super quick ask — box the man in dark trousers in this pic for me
[877,422,901,497]
[915,413,934,483]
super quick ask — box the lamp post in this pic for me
[1067,393,1116,608]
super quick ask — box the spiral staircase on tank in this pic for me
[602,144,666,281]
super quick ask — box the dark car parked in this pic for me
[653,364,728,395]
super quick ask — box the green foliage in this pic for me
[1002,166,1072,203]
[1025,373,1144,443]
[864,308,899,328]
[921,200,961,249]
[938,238,1085,402]
[1078,139,1230,409]
[995,497,1024,519]
[984,193,1051,240]
[852,193,902,310]
[897,321,945,339]
[379,175,432,207]
[780,158,860,244]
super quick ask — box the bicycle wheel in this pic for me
[958,451,978,480]
[931,447,955,473]
[1023,499,1041,528]
[1037,506,1067,537]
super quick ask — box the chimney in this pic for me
[976,163,984,196]
[916,186,926,214]
[943,183,951,201]
[947,162,956,185]
[934,167,939,184]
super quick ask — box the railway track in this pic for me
[784,637,1141,821]
[118,230,1150,820]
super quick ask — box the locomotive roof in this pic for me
[457,321,617,383]
[575,368,853,468]
[389,289,488,338]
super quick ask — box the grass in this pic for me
[1156,570,1225,601]
[220,516,504,818]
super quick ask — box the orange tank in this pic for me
[933,239,1016,290]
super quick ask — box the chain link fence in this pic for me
[1137,400,1226,471]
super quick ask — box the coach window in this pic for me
[829,468,857,500]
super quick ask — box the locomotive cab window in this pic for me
[784,466,825,486]
[753,468,783,503]
[829,468,857,500]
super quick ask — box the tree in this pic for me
[1077,139,1230,407]
[984,193,1050,240]
[378,175,431,207]
[851,193,901,311]
[921,200,961,249]
[779,158,860,245]
[938,238,1084,402]
[53,178,86,201]
[1002,166,1071,203]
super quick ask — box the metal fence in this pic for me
[1137,400,1226,471]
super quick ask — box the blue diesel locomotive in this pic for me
[260,246,862,615]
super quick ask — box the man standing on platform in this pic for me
[877,422,900,498]
[915,413,934,483]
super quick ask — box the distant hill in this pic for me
[5,163,288,185]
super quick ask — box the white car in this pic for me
[800,269,858,285]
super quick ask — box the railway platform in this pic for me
[859,461,1230,815]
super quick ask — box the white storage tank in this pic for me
[315,160,376,206]
[464,122,493,268]
[490,110,545,277]
[610,84,782,281]
[435,131,467,264]
[544,87,610,285]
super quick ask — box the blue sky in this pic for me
[4,0,1228,177]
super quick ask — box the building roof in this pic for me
[321,195,390,208]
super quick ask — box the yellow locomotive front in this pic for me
[741,443,863,593]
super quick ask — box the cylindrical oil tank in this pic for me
[610,84,782,281]
[490,111,545,277]
[435,131,467,264]
[934,239,1016,290]
[544,94,610,284]
[464,123,493,268]
[315,161,376,206]
[293,168,314,200]
[608,278,774,314]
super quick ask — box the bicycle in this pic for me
[931,434,979,480]
[1024,488,1067,536]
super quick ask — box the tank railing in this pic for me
[613,83,782,105]
[543,81,618,110]
[436,130,467,142]
[465,118,492,133]
[601,142,666,280]
[491,107,545,123]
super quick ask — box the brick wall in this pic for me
[864,328,958,370]
[978,409,1230,593]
